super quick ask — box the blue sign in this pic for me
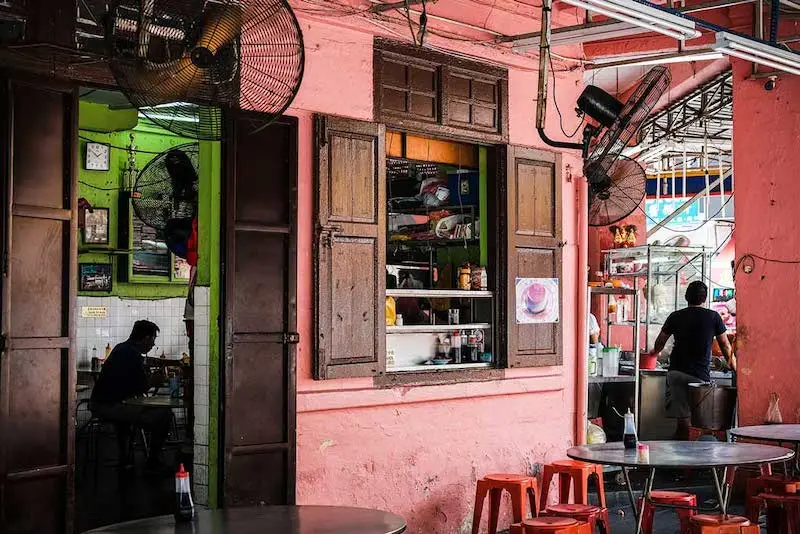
[645,198,705,226]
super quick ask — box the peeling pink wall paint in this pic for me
[265,15,586,533]
[731,58,800,426]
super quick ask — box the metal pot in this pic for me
[689,382,737,431]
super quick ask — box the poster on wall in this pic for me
[79,263,113,292]
[83,207,109,245]
[516,278,559,324]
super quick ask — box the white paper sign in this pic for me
[515,278,559,324]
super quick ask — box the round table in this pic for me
[730,424,800,475]
[123,397,183,409]
[83,505,407,533]
[568,441,794,534]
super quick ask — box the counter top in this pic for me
[639,369,733,380]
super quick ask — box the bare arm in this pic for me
[716,333,736,371]
[652,329,671,354]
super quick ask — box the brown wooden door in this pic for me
[505,145,563,368]
[0,79,78,533]
[314,116,386,379]
[222,114,297,506]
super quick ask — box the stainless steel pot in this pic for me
[688,382,737,431]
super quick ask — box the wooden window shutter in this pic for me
[506,146,563,368]
[314,115,387,379]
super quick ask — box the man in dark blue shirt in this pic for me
[91,320,172,470]
[653,281,735,440]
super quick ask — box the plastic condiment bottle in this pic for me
[174,464,195,522]
[105,343,112,358]
[623,409,638,449]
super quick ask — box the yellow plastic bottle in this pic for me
[385,295,397,326]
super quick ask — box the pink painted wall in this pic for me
[731,58,800,426]
[246,14,585,533]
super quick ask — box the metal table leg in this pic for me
[711,466,730,517]
[623,467,655,534]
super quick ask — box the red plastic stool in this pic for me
[520,517,591,533]
[689,427,728,442]
[540,460,606,509]
[546,503,610,534]
[744,474,790,521]
[688,514,758,534]
[759,492,800,534]
[636,490,697,534]
[472,474,540,534]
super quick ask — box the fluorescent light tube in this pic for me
[559,0,700,41]
[512,20,646,51]
[713,32,800,75]
[588,49,723,69]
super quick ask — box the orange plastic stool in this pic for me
[759,492,800,534]
[744,474,790,521]
[689,427,728,442]
[541,460,606,509]
[546,503,610,534]
[688,514,758,534]
[520,517,591,533]
[472,474,540,534]
[637,490,697,534]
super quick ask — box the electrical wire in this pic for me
[547,44,585,138]
[78,135,199,156]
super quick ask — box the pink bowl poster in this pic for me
[515,278,559,324]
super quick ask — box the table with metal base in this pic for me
[730,424,800,474]
[83,505,407,533]
[568,441,794,534]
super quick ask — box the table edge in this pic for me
[566,444,795,468]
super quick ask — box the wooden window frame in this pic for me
[374,38,509,145]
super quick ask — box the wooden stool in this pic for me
[520,517,591,533]
[759,492,800,534]
[546,503,610,534]
[472,473,540,534]
[688,514,758,534]
[744,474,790,521]
[637,490,697,534]
[689,427,728,442]
[541,460,606,509]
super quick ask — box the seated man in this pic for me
[90,320,172,470]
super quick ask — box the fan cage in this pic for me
[585,66,671,182]
[588,156,647,227]
[133,143,200,230]
[107,0,304,140]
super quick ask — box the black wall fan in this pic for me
[576,66,671,227]
[106,0,304,140]
[133,144,199,258]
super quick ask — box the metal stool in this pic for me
[472,474,540,534]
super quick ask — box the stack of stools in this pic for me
[758,492,800,533]
[688,514,759,533]
[472,474,540,534]
[637,490,697,534]
[538,460,610,533]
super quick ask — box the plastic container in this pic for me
[602,347,620,377]
[639,352,658,370]
[588,345,599,377]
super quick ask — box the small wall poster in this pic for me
[79,263,113,292]
[515,278,559,324]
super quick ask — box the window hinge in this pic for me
[282,332,300,345]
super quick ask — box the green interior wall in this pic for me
[479,147,488,266]
[78,100,222,507]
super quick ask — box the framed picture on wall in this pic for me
[79,263,113,292]
[83,207,109,245]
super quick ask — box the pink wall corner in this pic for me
[731,58,800,425]
[279,16,587,533]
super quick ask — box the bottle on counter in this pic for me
[174,464,195,522]
[451,331,462,364]
[458,263,472,290]
[105,343,112,358]
[623,409,638,449]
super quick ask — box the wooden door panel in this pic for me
[515,159,556,239]
[0,81,77,534]
[12,90,64,209]
[7,348,63,470]
[233,231,287,334]
[224,114,296,507]
[327,237,379,366]
[229,342,287,445]
[9,217,64,337]
[327,133,378,224]
[515,248,558,356]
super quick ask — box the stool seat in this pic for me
[472,473,540,534]
[691,514,749,525]
[521,516,590,533]
[689,514,758,534]
[638,490,697,534]
[541,460,606,509]
[546,503,609,534]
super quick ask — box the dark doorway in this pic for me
[222,114,297,506]
[0,79,78,533]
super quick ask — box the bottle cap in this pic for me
[177,464,189,479]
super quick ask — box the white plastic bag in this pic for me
[587,421,607,444]
[767,392,783,424]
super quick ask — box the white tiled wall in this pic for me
[192,286,211,505]
[76,296,190,367]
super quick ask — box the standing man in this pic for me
[91,320,173,471]
[652,281,735,440]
